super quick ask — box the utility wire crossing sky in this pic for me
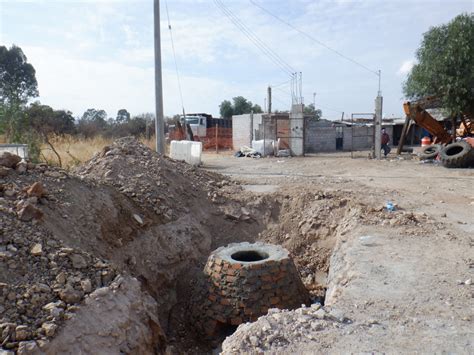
[1,0,471,119]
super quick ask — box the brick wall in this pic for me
[192,243,310,340]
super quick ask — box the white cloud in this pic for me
[5,0,472,120]
[397,59,415,76]
[122,24,139,47]
[22,45,246,118]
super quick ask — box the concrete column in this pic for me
[374,96,383,159]
[290,104,304,156]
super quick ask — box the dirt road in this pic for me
[204,152,473,233]
[202,152,474,353]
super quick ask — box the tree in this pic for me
[252,104,263,113]
[219,96,262,118]
[403,13,474,115]
[219,100,233,119]
[303,103,322,121]
[26,103,76,166]
[0,45,38,106]
[81,108,107,124]
[77,108,108,138]
[116,109,130,123]
[0,45,38,141]
[232,96,253,115]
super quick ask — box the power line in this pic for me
[271,78,291,88]
[214,0,295,76]
[249,0,379,77]
[271,93,291,108]
[164,0,185,116]
[272,85,291,95]
[314,104,344,114]
[215,0,294,75]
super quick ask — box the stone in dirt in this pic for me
[18,203,43,221]
[59,286,83,304]
[55,272,67,284]
[16,162,27,174]
[30,243,43,256]
[41,322,58,337]
[133,214,143,225]
[0,166,11,177]
[0,152,21,168]
[43,302,64,318]
[69,254,87,269]
[15,325,30,341]
[4,189,16,198]
[26,182,46,198]
[80,279,92,293]
[16,341,39,354]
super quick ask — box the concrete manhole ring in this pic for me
[216,242,288,265]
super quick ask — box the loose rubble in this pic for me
[221,304,346,353]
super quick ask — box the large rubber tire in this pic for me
[440,141,474,168]
[419,144,442,160]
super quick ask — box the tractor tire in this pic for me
[419,144,442,160]
[440,141,474,168]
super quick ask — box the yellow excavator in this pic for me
[398,96,474,168]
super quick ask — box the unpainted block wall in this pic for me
[306,123,394,153]
[232,114,263,150]
[305,120,336,153]
[344,126,374,151]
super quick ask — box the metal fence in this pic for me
[350,113,375,158]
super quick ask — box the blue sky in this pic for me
[1,0,472,119]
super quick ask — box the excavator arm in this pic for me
[402,96,452,144]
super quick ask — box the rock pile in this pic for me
[1,153,117,352]
[1,139,240,353]
[221,304,348,353]
[75,137,227,221]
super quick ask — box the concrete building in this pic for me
[232,113,395,154]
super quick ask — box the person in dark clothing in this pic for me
[381,128,391,157]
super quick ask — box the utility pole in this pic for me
[267,86,272,114]
[313,92,316,107]
[154,0,165,154]
[374,70,383,159]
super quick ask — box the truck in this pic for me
[171,113,233,150]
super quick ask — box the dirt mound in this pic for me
[75,136,224,221]
[1,138,261,353]
[1,170,117,352]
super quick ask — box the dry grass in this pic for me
[41,135,156,169]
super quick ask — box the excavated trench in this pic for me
[158,187,360,353]
[31,175,363,354]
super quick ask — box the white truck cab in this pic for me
[182,114,209,138]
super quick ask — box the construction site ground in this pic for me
[202,151,474,353]
[1,141,472,354]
